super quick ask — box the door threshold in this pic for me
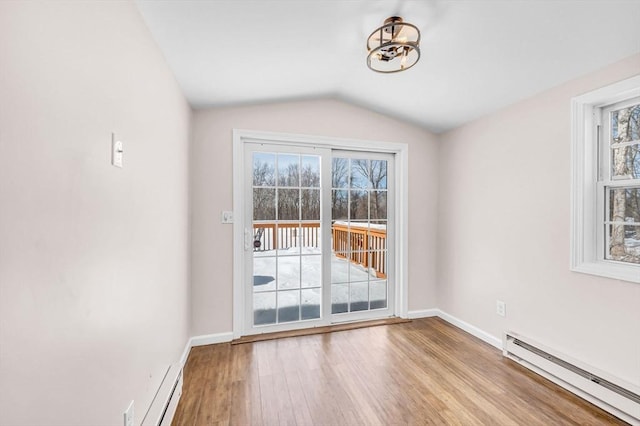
[232,317,410,345]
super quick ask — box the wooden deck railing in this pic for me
[252,221,387,279]
[331,222,387,279]
[252,222,321,251]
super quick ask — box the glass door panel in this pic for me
[251,150,323,327]
[330,155,392,318]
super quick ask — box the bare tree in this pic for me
[331,158,349,219]
[278,163,299,187]
[301,163,320,187]
[253,160,275,186]
[253,188,275,221]
[351,159,388,220]
[611,108,633,260]
[628,108,640,240]
[253,159,276,220]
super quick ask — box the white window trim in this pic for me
[570,75,640,283]
[232,129,410,339]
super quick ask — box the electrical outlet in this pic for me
[124,400,134,426]
[496,300,506,317]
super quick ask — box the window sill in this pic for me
[571,260,640,284]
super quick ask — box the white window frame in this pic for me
[232,129,410,339]
[570,75,640,283]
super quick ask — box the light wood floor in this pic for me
[172,317,626,425]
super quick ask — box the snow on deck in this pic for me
[253,247,387,311]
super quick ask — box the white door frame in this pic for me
[232,129,409,339]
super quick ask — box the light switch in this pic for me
[221,211,233,224]
[112,134,123,168]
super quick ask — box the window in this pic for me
[601,100,640,264]
[571,75,640,283]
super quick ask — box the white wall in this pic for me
[2,1,636,421]
[0,2,191,425]
[190,99,439,336]
[438,54,640,386]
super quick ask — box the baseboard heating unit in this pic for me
[141,362,184,426]
[504,332,640,425]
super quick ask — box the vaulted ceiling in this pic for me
[135,0,640,133]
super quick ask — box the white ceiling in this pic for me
[135,0,640,133]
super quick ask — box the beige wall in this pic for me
[2,0,638,420]
[190,99,439,336]
[438,54,640,386]
[0,2,191,425]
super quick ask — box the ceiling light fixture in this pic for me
[366,16,420,73]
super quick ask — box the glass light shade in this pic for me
[366,17,421,73]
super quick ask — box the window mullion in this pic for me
[596,181,606,261]
[604,181,640,188]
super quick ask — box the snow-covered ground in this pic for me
[253,247,387,323]
[624,236,640,252]
[333,220,387,231]
[620,236,640,262]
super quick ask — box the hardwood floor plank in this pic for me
[174,346,209,426]
[258,373,281,426]
[283,369,314,426]
[194,344,231,425]
[172,317,628,426]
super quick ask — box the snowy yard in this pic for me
[624,236,640,253]
[253,247,387,324]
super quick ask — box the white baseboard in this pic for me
[178,332,234,369]
[407,309,439,319]
[190,332,234,348]
[436,310,502,349]
[179,339,192,367]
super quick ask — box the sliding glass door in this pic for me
[244,143,394,334]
